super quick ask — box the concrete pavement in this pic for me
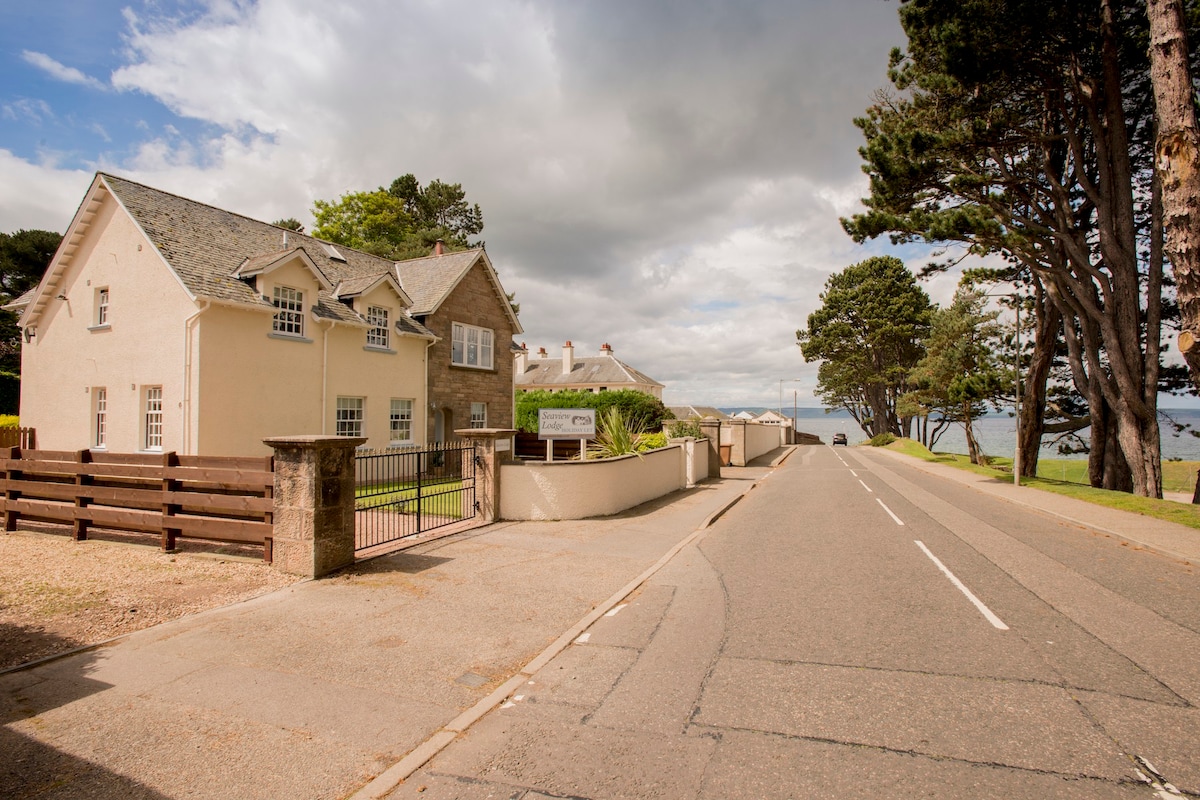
[3,443,1199,799]
[1,459,774,799]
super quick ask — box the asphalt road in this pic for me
[387,444,1200,799]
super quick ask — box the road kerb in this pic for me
[346,477,760,798]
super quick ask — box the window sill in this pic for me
[364,345,396,354]
[88,324,111,333]
[450,363,496,373]
[268,332,314,343]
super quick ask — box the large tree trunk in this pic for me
[1147,0,1200,389]
[1017,283,1061,479]
[962,401,984,465]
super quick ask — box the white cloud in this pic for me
[2,0,973,407]
[3,99,54,125]
[21,51,108,91]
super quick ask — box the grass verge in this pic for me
[882,438,1200,531]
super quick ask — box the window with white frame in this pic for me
[93,387,107,448]
[451,322,493,369]
[272,286,305,337]
[143,386,163,450]
[470,402,487,428]
[366,305,390,349]
[95,288,110,326]
[336,396,364,437]
[389,398,414,443]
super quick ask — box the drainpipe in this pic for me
[424,337,437,446]
[321,318,338,435]
[182,301,210,454]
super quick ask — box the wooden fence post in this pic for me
[74,449,91,541]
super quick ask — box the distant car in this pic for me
[832,433,848,446]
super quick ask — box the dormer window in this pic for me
[272,286,305,337]
[366,306,390,349]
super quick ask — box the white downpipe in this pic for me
[182,301,210,454]
[321,318,337,435]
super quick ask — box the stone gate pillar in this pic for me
[455,428,516,523]
[264,435,365,578]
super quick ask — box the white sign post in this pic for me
[538,408,597,461]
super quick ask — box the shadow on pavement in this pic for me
[2,631,166,798]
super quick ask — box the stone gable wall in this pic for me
[422,261,516,441]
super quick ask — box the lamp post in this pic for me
[779,378,801,417]
[985,293,1021,487]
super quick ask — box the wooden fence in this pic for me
[0,448,275,561]
[0,427,36,449]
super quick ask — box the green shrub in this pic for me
[636,431,667,451]
[588,406,645,459]
[665,419,703,439]
[0,414,17,428]
[515,388,672,433]
[869,432,897,447]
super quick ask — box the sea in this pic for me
[719,407,1200,463]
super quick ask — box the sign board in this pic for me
[538,408,596,440]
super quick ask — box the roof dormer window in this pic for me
[272,286,305,338]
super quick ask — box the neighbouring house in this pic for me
[514,342,664,399]
[394,245,523,444]
[666,405,729,421]
[9,173,519,457]
[754,409,792,426]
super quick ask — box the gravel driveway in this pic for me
[0,527,300,671]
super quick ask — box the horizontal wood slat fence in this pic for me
[1,448,275,561]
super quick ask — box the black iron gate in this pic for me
[354,441,477,553]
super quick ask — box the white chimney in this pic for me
[515,342,528,374]
[600,342,613,356]
[562,340,574,375]
[537,346,548,358]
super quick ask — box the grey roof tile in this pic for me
[96,173,434,337]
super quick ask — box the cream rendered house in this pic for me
[13,173,438,457]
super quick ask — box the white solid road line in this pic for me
[914,540,1009,631]
[876,498,905,525]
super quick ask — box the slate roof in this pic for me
[20,173,436,338]
[516,353,664,390]
[393,248,523,334]
[394,251,480,315]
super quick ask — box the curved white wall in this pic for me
[500,444,687,520]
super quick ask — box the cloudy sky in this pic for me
[0,0,968,409]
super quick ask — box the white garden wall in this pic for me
[745,422,784,463]
[499,440,707,521]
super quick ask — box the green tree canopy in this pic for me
[907,288,1007,465]
[0,229,61,375]
[796,255,933,437]
[311,174,483,261]
[841,0,1185,497]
